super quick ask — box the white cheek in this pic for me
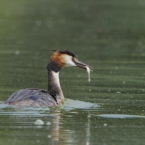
[64,56,76,67]
[65,61,76,67]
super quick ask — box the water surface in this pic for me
[0,0,145,145]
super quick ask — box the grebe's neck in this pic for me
[47,62,64,104]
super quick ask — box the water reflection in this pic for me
[46,112,92,145]
[0,100,97,145]
[86,116,90,145]
[48,113,60,144]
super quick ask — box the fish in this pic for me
[85,66,91,82]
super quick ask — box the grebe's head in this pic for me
[50,50,92,70]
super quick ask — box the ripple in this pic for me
[96,114,145,119]
[61,99,99,111]
[0,99,99,116]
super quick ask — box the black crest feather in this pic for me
[52,49,75,57]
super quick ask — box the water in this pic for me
[0,0,145,144]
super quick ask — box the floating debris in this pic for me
[46,121,51,125]
[103,123,107,127]
[34,119,44,125]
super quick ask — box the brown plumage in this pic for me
[4,50,92,107]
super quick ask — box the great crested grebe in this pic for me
[4,50,92,107]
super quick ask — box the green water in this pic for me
[0,0,145,144]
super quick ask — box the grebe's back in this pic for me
[5,88,57,107]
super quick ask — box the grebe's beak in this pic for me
[73,58,93,71]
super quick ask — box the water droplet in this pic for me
[104,123,107,127]
[48,135,51,138]
[15,51,20,55]
[87,114,91,118]
[35,20,42,26]
[46,122,51,125]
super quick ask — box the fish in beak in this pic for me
[73,58,93,81]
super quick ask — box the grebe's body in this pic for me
[5,71,63,107]
[4,50,91,107]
